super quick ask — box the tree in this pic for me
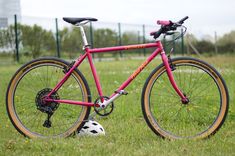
[93,28,117,59]
[218,30,235,53]
[20,24,55,58]
[195,40,214,54]
[59,27,83,59]
[122,31,138,45]
[0,25,21,60]
[93,28,117,48]
[122,31,140,54]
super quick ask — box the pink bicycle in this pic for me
[6,16,229,139]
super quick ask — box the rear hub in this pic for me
[35,88,60,113]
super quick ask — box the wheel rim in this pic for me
[10,62,88,137]
[148,62,223,139]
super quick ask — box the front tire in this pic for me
[141,57,229,139]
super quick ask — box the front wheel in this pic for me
[6,57,91,138]
[141,57,229,139]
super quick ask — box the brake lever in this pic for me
[174,22,182,26]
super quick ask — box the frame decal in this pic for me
[131,60,149,79]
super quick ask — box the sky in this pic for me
[20,0,235,38]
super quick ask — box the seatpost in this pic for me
[78,25,89,47]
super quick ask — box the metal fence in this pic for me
[0,15,186,64]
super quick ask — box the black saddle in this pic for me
[63,17,98,25]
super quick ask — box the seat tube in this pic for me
[160,51,187,101]
[87,51,104,97]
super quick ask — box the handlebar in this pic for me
[177,16,189,24]
[150,16,189,39]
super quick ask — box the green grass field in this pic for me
[0,55,235,156]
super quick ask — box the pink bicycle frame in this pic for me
[45,40,188,107]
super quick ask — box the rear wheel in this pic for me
[6,57,91,138]
[142,57,229,139]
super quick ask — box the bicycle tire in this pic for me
[141,57,229,139]
[6,57,91,138]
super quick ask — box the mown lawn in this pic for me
[0,55,234,156]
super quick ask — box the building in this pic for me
[0,0,21,27]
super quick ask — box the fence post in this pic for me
[137,31,140,44]
[14,14,19,62]
[138,31,141,56]
[55,18,60,58]
[118,22,123,57]
[214,31,218,54]
[181,28,184,56]
[89,22,94,58]
[142,24,146,56]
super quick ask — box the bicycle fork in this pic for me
[160,51,189,104]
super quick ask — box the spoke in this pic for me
[185,66,194,94]
[16,86,37,94]
[15,102,35,109]
[23,110,41,126]
[187,73,210,96]
[187,71,206,95]
[175,65,182,89]
[152,102,181,119]
[190,95,219,103]
[146,61,224,138]
[10,61,89,138]
[35,68,48,88]
[166,106,184,122]
[48,66,57,87]
[55,68,64,86]
[18,76,40,92]
[190,83,216,100]
[153,77,179,99]
[36,112,44,131]
[190,106,215,127]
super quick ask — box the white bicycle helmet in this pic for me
[77,120,105,136]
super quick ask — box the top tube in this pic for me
[87,42,160,54]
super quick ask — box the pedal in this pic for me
[115,90,128,95]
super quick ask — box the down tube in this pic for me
[114,48,162,95]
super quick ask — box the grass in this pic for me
[0,55,235,156]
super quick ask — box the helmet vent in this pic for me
[90,130,98,134]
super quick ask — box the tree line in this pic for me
[185,32,235,55]
[0,24,234,61]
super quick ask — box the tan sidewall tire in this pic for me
[6,58,91,138]
[142,57,229,139]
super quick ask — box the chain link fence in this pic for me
[0,15,186,64]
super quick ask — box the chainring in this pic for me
[94,96,114,116]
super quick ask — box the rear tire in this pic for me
[6,57,91,138]
[141,57,229,139]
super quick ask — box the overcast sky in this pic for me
[21,0,234,38]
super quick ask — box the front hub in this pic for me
[182,98,190,105]
[181,93,190,105]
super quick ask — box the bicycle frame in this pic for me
[45,40,187,108]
